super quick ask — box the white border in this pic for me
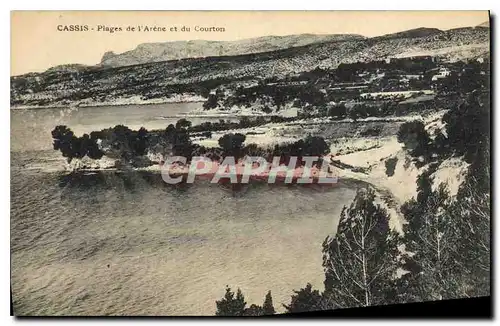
[2,1,497,326]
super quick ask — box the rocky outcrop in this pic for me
[98,34,365,67]
[100,51,117,63]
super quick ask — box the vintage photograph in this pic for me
[10,11,490,316]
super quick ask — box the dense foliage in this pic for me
[51,125,104,163]
[51,118,331,170]
[214,70,490,315]
[322,188,401,308]
[215,287,276,316]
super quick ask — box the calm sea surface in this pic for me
[10,103,356,315]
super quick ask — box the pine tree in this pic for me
[243,304,264,316]
[322,187,401,308]
[452,152,491,297]
[215,286,247,316]
[262,291,276,315]
[401,163,490,301]
[453,181,490,297]
[400,175,466,301]
[283,283,325,313]
[442,90,490,163]
[398,89,491,302]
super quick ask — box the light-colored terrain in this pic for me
[99,34,364,67]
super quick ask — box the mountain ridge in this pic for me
[39,24,490,74]
[98,33,365,68]
[10,24,489,107]
[96,25,490,69]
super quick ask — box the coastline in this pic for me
[16,104,449,234]
[54,151,407,231]
[10,100,206,110]
[10,95,207,110]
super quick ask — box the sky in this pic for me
[11,11,489,76]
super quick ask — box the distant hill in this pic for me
[45,64,91,73]
[98,34,365,68]
[376,27,443,40]
[477,21,490,28]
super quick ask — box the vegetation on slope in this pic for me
[212,82,490,315]
[11,26,488,107]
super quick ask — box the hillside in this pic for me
[45,64,91,73]
[11,26,489,107]
[375,27,443,40]
[99,34,365,68]
[477,20,490,28]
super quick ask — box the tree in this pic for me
[214,289,276,316]
[400,181,466,301]
[215,287,247,316]
[171,129,194,159]
[397,89,491,302]
[51,125,103,163]
[175,118,192,130]
[165,124,176,138]
[336,63,357,82]
[348,104,369,121]
[379,101,397,116]
[131,127,149,156]
[458,62,487,93]
[399,156,489,301]
[396,120,432,159]
[450,156,490,298]
[272,89,287,111]
[261,105,272,114]
[442,91,490,163]
[262,291,276,315]
[102,125,134,160]
[454,181,490,297]
[322,188,401,308]
[86,134,104,160]
[243,304,264,316]
[397,161,490,302]
[302,135,330,157]
[51,125,77,162]
[328,103,347,119]
[432,129,451,157]
[96,125,151,161]
[239,116,251,128]
[283,283,325,313]
[218,133,246,158]
[203,93,219,110]
[348,106,360,122]
[243,143,267,158]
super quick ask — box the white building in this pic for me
[431,67,451,81]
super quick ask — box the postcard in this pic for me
[10,10,491,317]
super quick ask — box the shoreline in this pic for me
[17,143,407,231]
[10,99,206,110]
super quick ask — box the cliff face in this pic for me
[101,51,117,63]
[98,34,366,67]
[97,27,489,69]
